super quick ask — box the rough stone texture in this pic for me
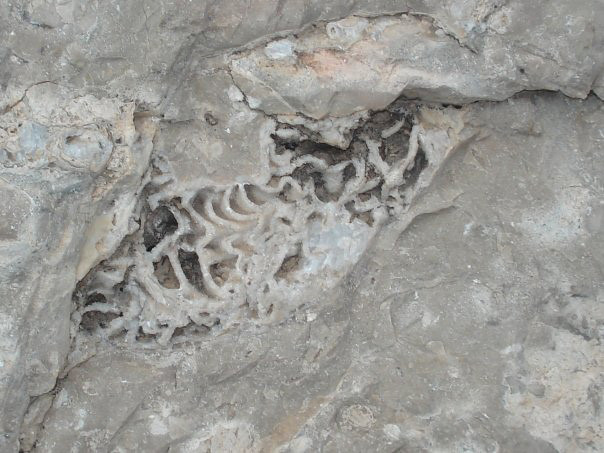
[0,1,603,452]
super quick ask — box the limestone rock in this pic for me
[0,1,602,452]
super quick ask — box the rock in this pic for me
[230,9,604,119]
[0,1,602,452]
[264,39,296,60]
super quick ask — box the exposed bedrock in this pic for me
[0,1,602,451]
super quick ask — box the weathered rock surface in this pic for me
[0,1,602,452]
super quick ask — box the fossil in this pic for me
[73,102,464,346]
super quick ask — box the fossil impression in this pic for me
[73,102,464,346]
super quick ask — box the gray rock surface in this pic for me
[0,1,602,452]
